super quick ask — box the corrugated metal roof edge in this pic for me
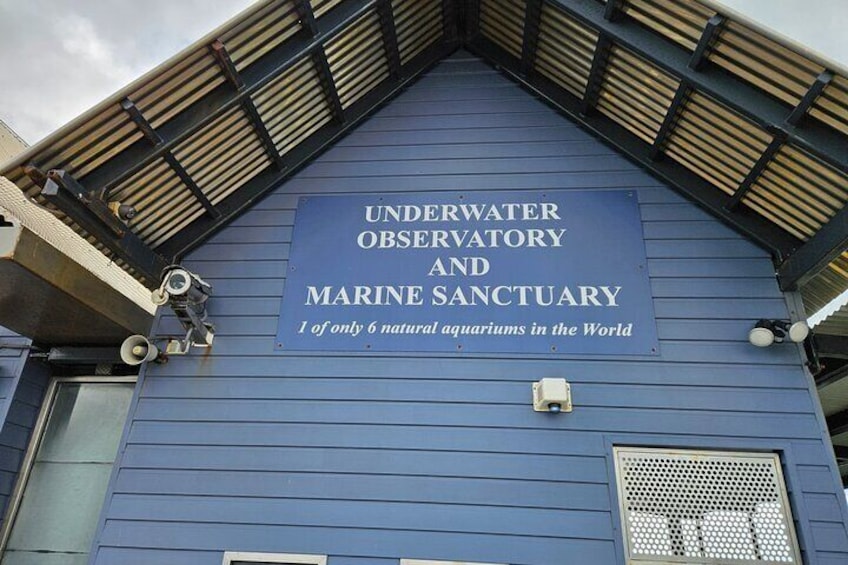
[0,0,277,173]
[4,0,846,176]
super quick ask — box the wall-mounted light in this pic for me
[748,319,810,347]
[107,200,137,221]
[532,378,572,413]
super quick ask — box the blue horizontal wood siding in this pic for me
[92,53,848,565]
[0,327,47,532]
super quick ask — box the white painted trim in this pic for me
[401,561,507,565]
[0,177,155,314]
[222,552,327,565]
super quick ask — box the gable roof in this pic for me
[3,0,848,483]
[1,0,846,335]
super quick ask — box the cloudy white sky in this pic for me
[0,0,846,144]
[0,0,255,143]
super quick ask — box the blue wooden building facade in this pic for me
[2,2,848,564]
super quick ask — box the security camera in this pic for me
[151,266,211,307]
[150,265,215,350]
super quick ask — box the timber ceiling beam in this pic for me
[299,0,347,124]
[465,38,801,258]
[816,359,848,389]
[827,408,848,438]
[726,133,787,210]
[35,169,169,286]
[545,0,846,177]
[815,335,848,360]
[158,39,459,260]
[787,71,833,126]
[649,81,691,160]
[120,98,220,219]
[778,206,848,290]
[210,40,287,170]
[376,0,403,80]
[520,0,543,77]
[77,0,380,200]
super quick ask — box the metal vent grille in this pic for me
[810,75,848,136]
[710,20,825,107]
[665,91,771,196]
[391,0,444,65]
[219,1,301,71]
[614,447,801,564]
[479,0,527,59]
[620,0,714,52]
[253,58,333,155]
[534,3,598,98]
[743,144,848,240]
[597,45,679,144]
[325,11,390,108]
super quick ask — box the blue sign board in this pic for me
[276,191,658,355]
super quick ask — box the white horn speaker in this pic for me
[120,335,159,366]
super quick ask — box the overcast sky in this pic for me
[0,1,845,144]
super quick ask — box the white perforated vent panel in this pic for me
[614,447,801,564]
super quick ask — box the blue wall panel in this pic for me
[0,325,25,420]
[91,53,848,564]
[0,326,47,532]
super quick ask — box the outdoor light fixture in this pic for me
[532,378,572,413]
[108,201,137,221]
[748,319,810,347]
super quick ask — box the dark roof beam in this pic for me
[778,205,848,290]
[38,169,168,287]
[650,80,691,160]
[210,40,286,170]
[120,99,220,219]
[465,36,801,260]
[520,0,544,77]
[603,0,622,21]
[815,334,848,360]
[834,445,848,462]
[582,33,612,115]
[827,408,848,438]
[816,358,848,389]
[442,0,459,43]
[461,0,481,42]
[725,131,786,210]
[157,38,459,259]
[787,70,833,126]
[298,0,346,124]
[547,0,847,176]
[689,14,726,71]
[377,0,403,79]
[79,0,377,198]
